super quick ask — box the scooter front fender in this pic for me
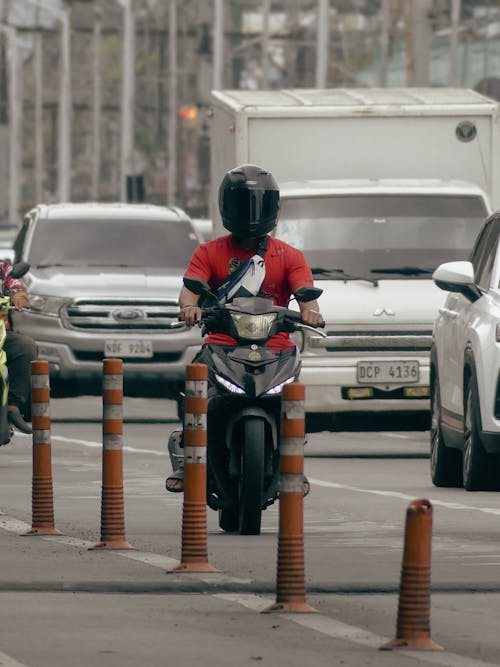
[224,406,278,454]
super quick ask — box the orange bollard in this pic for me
[24,360,62,536]
[263,382,316,614]
[90,358,133,550]
[169,363,217,573]
[380,499,443,651]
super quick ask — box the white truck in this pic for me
[209,88,500,425]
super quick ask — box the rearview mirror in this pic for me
[183,277,210,295]
[294,286,323,302]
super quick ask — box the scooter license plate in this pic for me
[104,339,153,358]
[356,360,419,384]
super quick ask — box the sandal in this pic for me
[165,469,184,493]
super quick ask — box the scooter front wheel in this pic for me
[239,417,265,535]
[218,506,239,533]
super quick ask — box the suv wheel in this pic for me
[463,375,498,491]
[430,369,462,487]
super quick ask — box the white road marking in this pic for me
[379,432,410,439]
[309,478,500,517]
[0,652,30,666]
[0,515,246,584]
[215,593,500,667]
[16,433,164,456]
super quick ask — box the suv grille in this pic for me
[63,300,180,331]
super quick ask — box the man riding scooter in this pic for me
[166,164,323,493]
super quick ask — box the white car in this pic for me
[431,212,500,491]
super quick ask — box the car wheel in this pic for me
[430,370,462,487]
[463,375,498,491]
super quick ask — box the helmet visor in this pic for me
[222,188,279,225]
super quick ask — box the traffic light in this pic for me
[178,106,198,122]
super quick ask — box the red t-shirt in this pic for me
[184,235,313,349]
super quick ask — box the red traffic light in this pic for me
[178,106,198,121]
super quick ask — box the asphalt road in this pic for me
[0,398,499,666]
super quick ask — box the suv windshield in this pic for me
[27,217,199,269]
[275,195,487,279]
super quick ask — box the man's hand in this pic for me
[299,299,324,327]
[11,292,29,310]
[179,305,202,327]
[301,308,324,327]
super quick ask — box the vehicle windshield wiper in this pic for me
[311,267,378,286]
[370,266,434,276]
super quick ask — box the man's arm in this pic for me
[1,262,29,309]
[178,285,202,326]
[298,299,324,327]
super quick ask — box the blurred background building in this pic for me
[0,0,499,221]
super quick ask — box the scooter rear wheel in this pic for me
[239,417,265,535]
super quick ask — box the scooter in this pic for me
[0,261,31,446]
[171,277,325,535]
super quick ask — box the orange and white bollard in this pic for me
[169,363,217,573]
[24,360,62,536]
[380,499,442,651]
[263,382,315,614]
[90,358,133,550]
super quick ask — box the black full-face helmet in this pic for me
[218,164,280,238]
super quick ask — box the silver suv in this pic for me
[12,203,203,407]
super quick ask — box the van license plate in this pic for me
[104,340,153,358]
[357,360,419,384]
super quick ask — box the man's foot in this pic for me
[302,475,310,497]
[8,406,32,434]
[165,469,184,493]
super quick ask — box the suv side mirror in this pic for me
[8,261,30,279]
[433,261,481,303]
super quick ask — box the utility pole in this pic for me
[404,0,432,86]
[58,0,72,202]
[120,0,135,202]
[34,32,43,203]
[91,5,102,201]
[379,0,391,86]
[4,24,21,222]
[213,0,223,90]
[449,0,461,85]
[261,0,271,89]
[413,0,432,85]
[167,0,177,206]
[315,0,329,88]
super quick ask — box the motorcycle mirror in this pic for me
[9,261,30,279]
[183,277,210,295]
[294,286,323,302]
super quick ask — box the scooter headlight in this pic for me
[266,376,295,395]
[215,373,245,394]
[230,312,277,340]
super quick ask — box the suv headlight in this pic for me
[230,312,277,340]
[29,295,70,316]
